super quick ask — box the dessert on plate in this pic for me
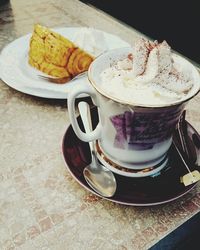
[28,24,94,81]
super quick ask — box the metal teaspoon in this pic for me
[78,101,117,197]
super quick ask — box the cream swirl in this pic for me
[104,38,193,94]
[100,38,196,105]
[73,27,108,57]
[131,39,193,94]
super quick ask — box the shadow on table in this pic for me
[149,212,200,250]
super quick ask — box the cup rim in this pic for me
[88,47,200,109]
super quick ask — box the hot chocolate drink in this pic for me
[100,38,199,105]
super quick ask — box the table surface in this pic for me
[1,0,200,249]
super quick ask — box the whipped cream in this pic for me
[73,27,108,57]
[100,38,196,105]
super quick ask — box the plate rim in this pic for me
[0,26,130,99]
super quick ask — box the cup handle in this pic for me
[68,84,102,142]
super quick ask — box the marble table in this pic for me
[0,0,200,249]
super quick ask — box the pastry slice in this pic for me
[28,24,94,80]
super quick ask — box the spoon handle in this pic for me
[78,101,94,152]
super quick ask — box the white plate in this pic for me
[0,27,130,99]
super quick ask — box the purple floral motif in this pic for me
[110,106,183,150]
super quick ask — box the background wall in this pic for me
[81,0,200,65]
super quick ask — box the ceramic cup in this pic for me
[68,47,200,171]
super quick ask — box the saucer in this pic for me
[62,107,200,206]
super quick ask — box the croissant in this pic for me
[28,24,94,80]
